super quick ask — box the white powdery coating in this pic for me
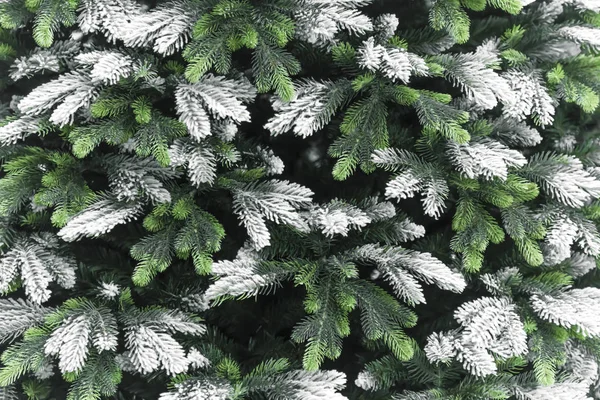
[18,71,91,116]
[401,250,467,293]
[393,390,439,400]
[158,378,233,400]
[0,298,50,344]
[531,288,600,337]
[116,172,170,203]
[9,40,79,82]
[558,161,600,207]
[540,207,600,265]
[188,146,217,185]
[381,48,413,83]
[358,38,429,83]
[569,252,597,278]
[566,0,600,12]
[205,248,291,303]
[455,298,526,354]
[175,86,211,140]
[44,251,77,291]
[372,148,449,219]
[374,13,399,40]
[295,0,373,46]
[175,74,255,140]
[191,74,256,121]
[392,219,426,242]
[446,138,527,181]
[10,52,60,81]
[379,263,426,305]
[14,67,99,127]
[357,37,386,71]
[257,147,285,176]
[559,26,600,47]
[526,154,600,208]
[542,214,579,265]
[151,310,206,336]
[98,282,121,300]
[58,198,143,242]
[424,331,457,363]
[232,180,313,250]
[487,310,528,358]
[419,176,450,219]
[437,50,514,110]
[492,117,543,147]
[385,170,422,201]
[502,69,555,127]
[125,325,190,375]
[0,236,77,304]
[0,386,20,400]
[49,82,99,127]
[180,293,210,313]
[265,79,351,138]
[363,199,396,222]
[426,297,528,377]
[452,340,498,377]
[75,51,134,84]
[167,139,217,186]
[119,0,197,55]
[33,361,55,380]
[354,371,379,391]
[480,267,522,296]
[295,11,338,46]
[278,369,348,400]
[211,246,260,277]
[105,155,179,203]
[44,315,91,373]
[91,307,119,353]
[94,329,118,353]
[214,120,238,142]
[11,53,53,81]
[7,249,52,304]
[514,382,593,400]
[0,116,43,147]
[304,200,372,237]
[204,272,286,303]
[352,244,466,304]
[186,347,211,370]
[77,0,141,42]
[564,342,599,385]
[554,134,578,152]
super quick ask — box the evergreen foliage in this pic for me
[1,0,600,399]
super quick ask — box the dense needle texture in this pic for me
[1,0,600,399]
